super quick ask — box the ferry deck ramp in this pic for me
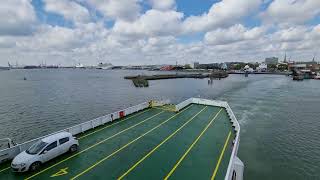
[0,102,237,180]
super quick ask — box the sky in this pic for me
[0,0,320,66]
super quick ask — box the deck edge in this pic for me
[0,99,169,164]
[176,98,243,180]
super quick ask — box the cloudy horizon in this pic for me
[0,0,319,66]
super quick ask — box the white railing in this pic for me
[175,98,193,111]
[0,101,154,164]
[224,103,242,180]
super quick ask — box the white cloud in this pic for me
[307,24,320,40]
[2,23,319,66]
[44,0,90,24]
[148,0,176,10]
[182,0,262,33]
[0,0,320,66]
[141,36,177,54]
[0,22,110,65]
[204,24,266,45]
[113,9,183,37]
[271,26,308,42]
[16,23,108,51]
[0,0,36,35]
[87,0,140,21]
[261,0,320,26]
[0,36,17,48]
[20,26,85,50]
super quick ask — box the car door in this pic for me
[58,137,70,154]
[39,141,59,162]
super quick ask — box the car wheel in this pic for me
[29,161,41,171]
[69,144,78,153]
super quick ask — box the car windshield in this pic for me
[26,140,48,155]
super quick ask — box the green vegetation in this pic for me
[277,64,288,71]
[132,77,149,87]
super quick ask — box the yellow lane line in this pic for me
[25,110,166,180]
[0,166,10,173]
[211,131,232,180]
[153,107,176,112]
[118,106,208,180]
[164,108,223,180]
[78,108,152,140]
[70,105,195,180]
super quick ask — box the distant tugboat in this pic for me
[96,63,113,70]
[292,69,304,81]
[293,76,304,81]
[0,67,10,70]
[75,63,85,69]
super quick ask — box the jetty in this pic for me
[125,72,228,87]
[132,77,149,87]
[228,71,291,75]
[125,72,228,80]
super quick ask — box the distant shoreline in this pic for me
[228,71,291,75]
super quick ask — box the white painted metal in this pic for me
[0,138,18,164]
[233,157,244,180]
[0,101,152,163]
[175,98,193,111]
[0,138,14,150]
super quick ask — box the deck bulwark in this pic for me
[0,103,236,180]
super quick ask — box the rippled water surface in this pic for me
[0,69,319,179]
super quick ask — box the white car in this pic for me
[11,132,79,172]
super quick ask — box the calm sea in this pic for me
[0,69,319,179]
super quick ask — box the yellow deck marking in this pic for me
[211,131,232,180]
[0,166,10,173]
[164,108,223,180]
[78,108,152,140]
[118,106,209,180]
[50,167,68,177]
[0,110,152,176]
[25,110,165,180]
[153,107,176,112]
[70,105,195,180]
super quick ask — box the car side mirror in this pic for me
[42,150,48,155]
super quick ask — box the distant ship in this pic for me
[292,69,304,81]
[96,62,113,70]
[75,63,85,69]
[45,65,59,69]
[0,67,10,70]
[23,65,41,69]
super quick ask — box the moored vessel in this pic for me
[96,62,113,70]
